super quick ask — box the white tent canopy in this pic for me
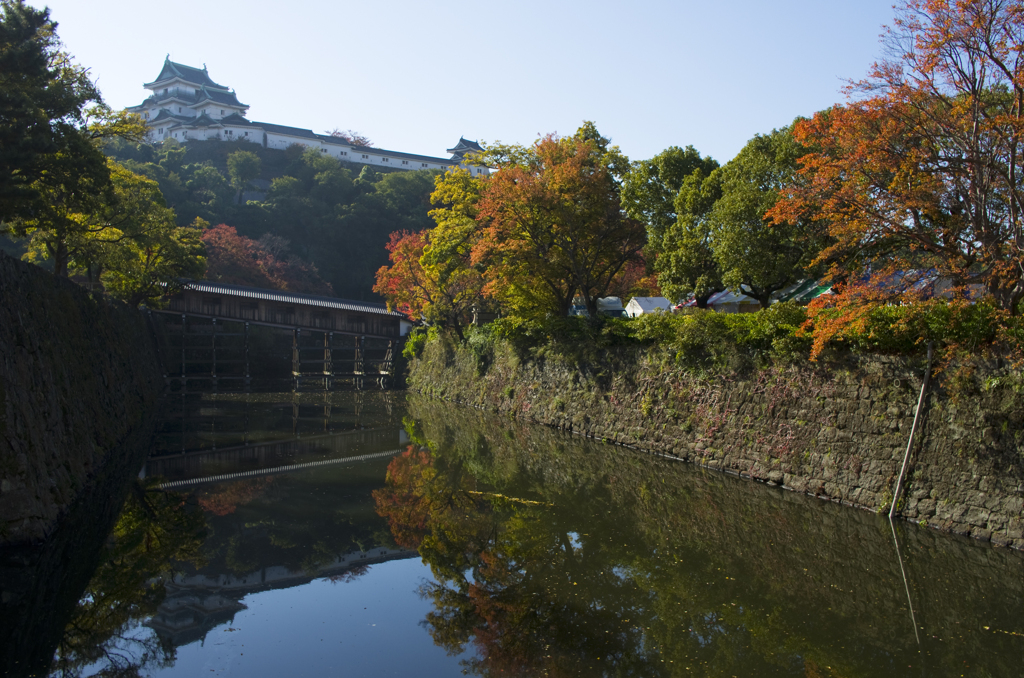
[625,297,673,317]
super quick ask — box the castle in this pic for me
[127,58,488,175]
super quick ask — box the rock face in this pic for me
[409,337,1024,549]
[0,252,163,545]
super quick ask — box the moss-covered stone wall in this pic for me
[0,252,163,545]
[409,337,1024,548]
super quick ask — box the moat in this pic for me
[5,389,1023,677]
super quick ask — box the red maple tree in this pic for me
[201,224,334,295]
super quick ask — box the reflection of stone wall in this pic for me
[406,396,1024,675]
[0,252,163,544]
[409,338,1024,548]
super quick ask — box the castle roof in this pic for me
[447,137,484,158]
[218,113,255,127]
[253,121,320,140]
[180,113,222,129]
[138,86,246,110]
[195,86,246,107]
[148,109,194,124]
[145,58,229,90]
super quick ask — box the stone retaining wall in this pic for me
[409,337,1024,548]
[0,252,163,545]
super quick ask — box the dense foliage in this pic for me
[105,138,439,300]
[376,123,647,328]
[769,0,1024,355]
[0,1,204,303]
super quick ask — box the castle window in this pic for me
[402,160,408,165]
[361,154,368,159]
[158,128,163,134]
[382,157,388,162]
[220,109,224,115]
[421,163,428,167]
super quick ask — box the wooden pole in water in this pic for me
[890,341,934,520]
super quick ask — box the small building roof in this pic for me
[179,281,405,318]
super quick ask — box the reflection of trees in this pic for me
[196,478,274,516]
[379,395,1024,678]
[195,467,392,578]
[49,480,207,678]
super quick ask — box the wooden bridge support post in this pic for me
[356,335,365,390]
[292,327,300,391]
[244,322,251,389]
[325,331,334,390]
[211,317,218,391]
[180,313,187,387]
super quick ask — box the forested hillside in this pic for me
[104,138,439,301]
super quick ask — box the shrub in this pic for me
[403,327,429,360]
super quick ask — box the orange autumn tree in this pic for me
[474,123,646,320]
[772,0,1024,354]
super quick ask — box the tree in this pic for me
[655,166,725,307]
[475,124,646,320]
[98,214,206,308]
[771,0,1024,322]
[226,149,261,204]
[327,127,373,147]
[708,126,822,309]
[0,0,101,222]
[202,223,334,295]
[621,145,719,250]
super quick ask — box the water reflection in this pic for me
[31,391,1024,677]
[386,394,1024,677]
[50,480,207,678]
[45,389,415,678]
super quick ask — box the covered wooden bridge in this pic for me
[149,281,411,390]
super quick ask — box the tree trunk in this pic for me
[52,241,69,278]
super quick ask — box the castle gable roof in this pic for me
[219,113,255,127]
[194,86,246,108]
[146,58,228,90]
[149,109,193,124]
[181,113,222,129]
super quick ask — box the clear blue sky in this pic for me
[32,0,897,164]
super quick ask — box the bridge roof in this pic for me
[181,281,405,318]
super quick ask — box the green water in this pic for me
[30,391,1024,676]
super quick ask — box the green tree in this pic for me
[621,145,719,250]
[226,149,261,204]
[708,126,821,309]
[0,0,102,222]
[655,167,725,306]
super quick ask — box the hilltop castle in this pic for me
[127,58,488,175]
